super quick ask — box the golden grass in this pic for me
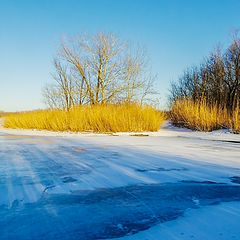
[170,98,240,133]
[230,106,240,133]
[4,104,165,133]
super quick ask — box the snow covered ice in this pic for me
[0,125,240,240]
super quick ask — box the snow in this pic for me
[111,202,240,240]
[0,124,240,239]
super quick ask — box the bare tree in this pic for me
[169,35,240,113]
[44,33,157,109]
[224,37,240,111]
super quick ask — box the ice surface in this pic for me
[0,125,239,239]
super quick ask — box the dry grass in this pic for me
[230,106,240,133]
[170,98,239,133]
[4,104,165,133]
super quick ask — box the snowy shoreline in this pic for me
[1,121,239,141]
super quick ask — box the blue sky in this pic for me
[1,0,240,111]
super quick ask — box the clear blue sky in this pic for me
[1,0,240,111]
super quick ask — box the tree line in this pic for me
[44,32,240,112]
[169,35,240,112]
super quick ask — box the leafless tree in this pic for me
[224,37,240,111]
[43,33,157,109]
[169,35,240,113]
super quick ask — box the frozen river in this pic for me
[0,126,240,239]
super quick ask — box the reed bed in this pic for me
[170,98,239,133]
[4,104,165,133]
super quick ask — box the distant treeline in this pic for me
[170,35,240,112]
[0,112,8,117]
[0,111,17,117]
